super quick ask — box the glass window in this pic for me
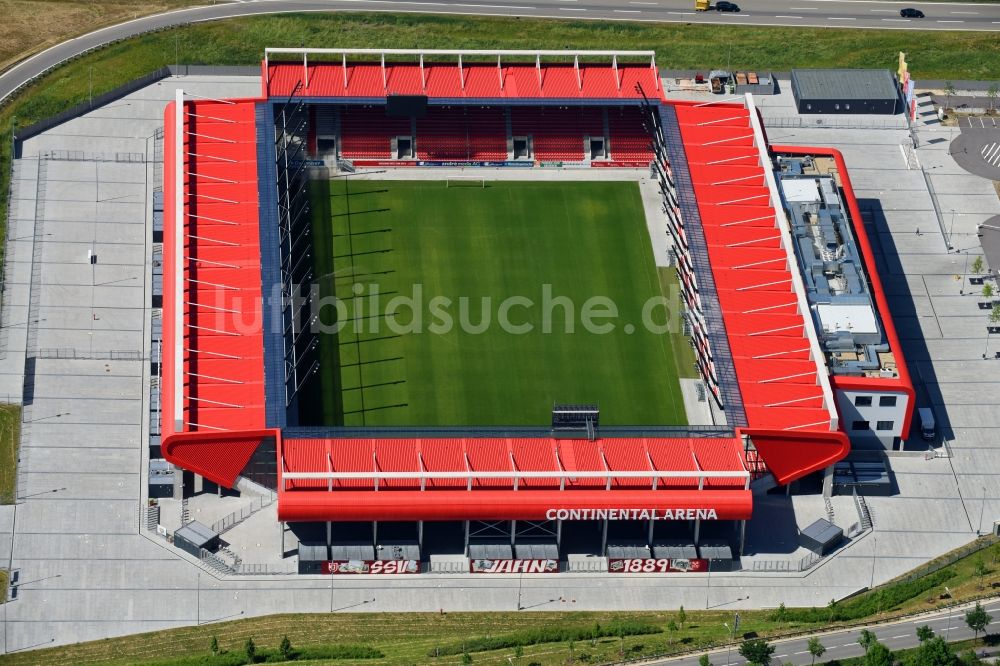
[854,396,873,407]
[876,421,894,431]
[852,420,870,431]
[879,396,897,407]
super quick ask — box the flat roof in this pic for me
[791,69,897,102]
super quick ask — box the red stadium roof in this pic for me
[673,101,837,437]
[264,60,660,100]
[277,435,751,522]
[161,96,267,449]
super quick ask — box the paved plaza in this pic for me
[0,74,998,652]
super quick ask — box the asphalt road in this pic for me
[647,597,1000,666]
[2,0,1000,104]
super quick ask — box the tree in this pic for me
[210,635,219,656]
[462,652,473,665]
[975,557,989,589]
[863,641,893,666]
[965,601,992,644]
[700,654,713,666]
[945,81,957,111]
[279,635,292,661]
[972,256,985,275]
[859,629,877,652]
[739,639,776,666]
[678,606,688,630]
[991,304,1000,325]
[668,620,679,645]
[807,637,826,666]
[774,603,789,623]
[912,636,957,666]
[917,625,935,642]
[988,83,999,114]
[984,283,994,300]
[513,645,524,662]
[244,637,256,664]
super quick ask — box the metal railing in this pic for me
[210,495,275,534]
[761,116,908,130]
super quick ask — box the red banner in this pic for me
[322,559,420,574]
[470,558,559,574]
[608,558,709,573]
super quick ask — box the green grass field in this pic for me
[305,178,690,427]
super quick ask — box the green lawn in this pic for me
[306,179,687,427]
[0,403,19,504]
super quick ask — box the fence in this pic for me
[37,150,144,163]
[761,116,908,130]
[893,535,998,585]
[38,348,143,360]
[210,494,275,534]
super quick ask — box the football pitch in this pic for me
[305,178,694,427]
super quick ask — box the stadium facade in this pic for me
[159,49,912,566]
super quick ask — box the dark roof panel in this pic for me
[791,69,897,101]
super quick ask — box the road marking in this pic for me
[668,11,695,14]
[983,143,1000,168]
[828,17,855,20]
[870,8,895,12]
[842,642,859,647]
[892,634,909,639]
[794,651,809,655]
[775,655,788,659]
[789,7,814,10]
[452,3,535,7]
[559,6,586,10]
[951,11,979,14]
[629,2,658,5]
[613,9,641,13]
[776,15,803,19]
[882,18,910,22]
[937,20,964,23]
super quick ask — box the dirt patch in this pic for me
[0,0,202,72]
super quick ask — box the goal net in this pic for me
[446,177,486,188]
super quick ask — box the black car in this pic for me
[716,1,740,11]
[900,8,925,18]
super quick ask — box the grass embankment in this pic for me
[0,403,19,504]
[0,0,202,73]
[4,12,1000,254]
[308,179,687,427]
[6,538,1000,666]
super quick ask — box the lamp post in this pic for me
[945,586,953,641]
[724,622,734,666]
[978,485,988,536]
[869,533,878,589]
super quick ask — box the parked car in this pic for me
[900,8,925,18]
[715,1,740,12]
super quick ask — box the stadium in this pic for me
[159,48,914,573]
